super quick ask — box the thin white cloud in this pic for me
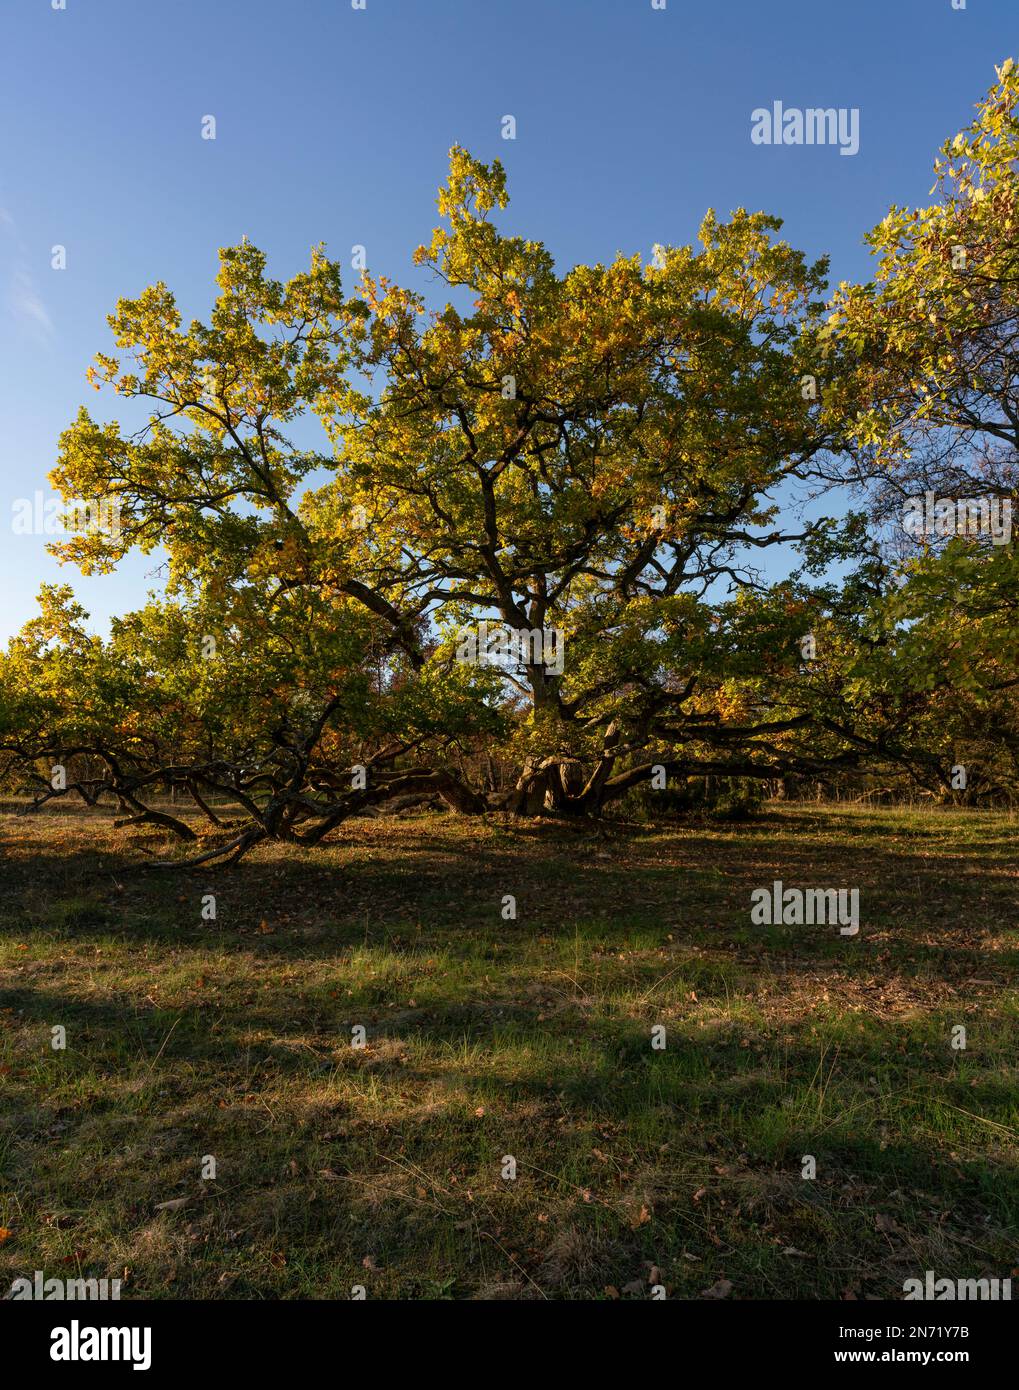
[9,267,54,343]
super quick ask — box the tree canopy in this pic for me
[3,64,1018,861]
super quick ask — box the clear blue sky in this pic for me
[0,0,1013,643]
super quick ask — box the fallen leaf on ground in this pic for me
[701,1278,733,1299]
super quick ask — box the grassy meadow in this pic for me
[1,800,1017,1300]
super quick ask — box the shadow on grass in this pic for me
[2,804,1017,1297]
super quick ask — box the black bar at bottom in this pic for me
[4,1297,1012,1377]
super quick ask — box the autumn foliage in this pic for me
[3,66,1019,861]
